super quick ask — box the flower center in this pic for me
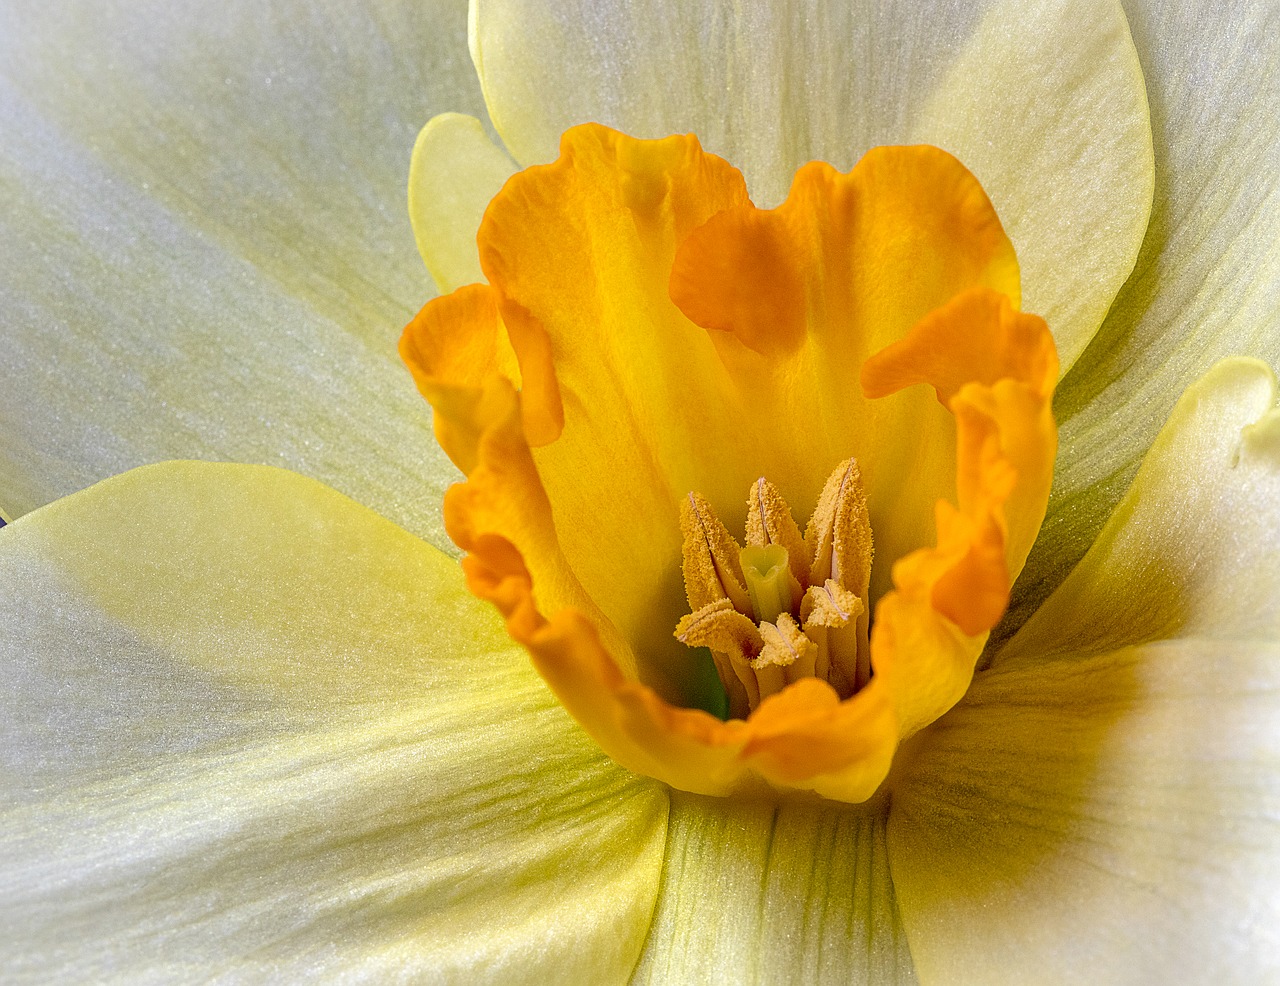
[675,459,873,719]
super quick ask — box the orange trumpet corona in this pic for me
[402,124,1057,802]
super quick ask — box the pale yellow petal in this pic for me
[0,462,666,983]
[910,0,1153,372]
[631,792,917,985]
[0,0,484,539]
[889,360,1280,983]
[1013,0,1280,629]
[471,0,1152,364]
[409,112,517,293]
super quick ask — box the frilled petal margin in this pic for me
[461,0,1151,371]
[888,359,1280,983]
[404,126,1057,801]
[0,463,666,984]
[862,289,1057,739]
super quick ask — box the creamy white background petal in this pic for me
[0,0,486,545]
[632,793,916,986]
[1011,0,1280,630]
[468,0,1153,370]
[888,360,1280,984]
[0,463,667,984]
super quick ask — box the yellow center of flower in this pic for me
[676,461,872,719]
[401,123,1059,803]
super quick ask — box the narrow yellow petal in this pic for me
[632,793,915,984]
[409,112,517,293]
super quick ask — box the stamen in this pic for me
[745,476,809,595]
[675,598,762,652]
[806,459,872,596]
[801,580,867,695]
[804,459,873,692]
[754,614,815,702]
[675,459,876,715]
[673,598,759,718]
[680,492,753,614]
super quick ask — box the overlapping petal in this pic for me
[0,462,667,984]
[4,0,1278,979]
[1012,0,1280,629]
[461,0,1151,370]
[888,359,1280,983]
[410,112,518,293]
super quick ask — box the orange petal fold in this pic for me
[861,289,1057,737]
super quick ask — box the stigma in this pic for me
[675,460,873,719]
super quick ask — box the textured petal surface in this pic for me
[0,0,486,544]
[0,462,667,984]
[907,0,1152,370]
[888,360,1280,984]
[471,0,1152,369]
[1011,0,1280,631]
[632,793,917,986]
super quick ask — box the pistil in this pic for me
[740,544,792,624]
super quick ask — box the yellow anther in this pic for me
[800,579,864,628]
[803,459,873,692]
[675,598,762,651]
[745,476,809,595]
[679,491,753,614]
[800,580,868,695]
[805,459,873,596]
[753,616,812,704]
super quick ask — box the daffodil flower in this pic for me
[2,2,1279,984]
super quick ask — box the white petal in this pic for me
[470,0,1153,368]
[910,0,1153,371]
[888,360,1280,983]
[0,462,667,983]
[0,1,484,543]
[632,792,916,985]
[1015,0,1280,625]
